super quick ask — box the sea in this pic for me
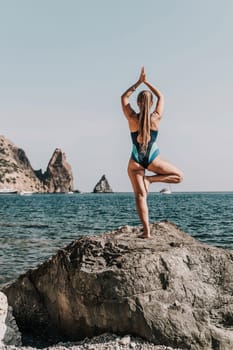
[0,192,232,288]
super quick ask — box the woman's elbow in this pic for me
[121,93,126,100]
[121,95,128,106]
[158,93,164,101]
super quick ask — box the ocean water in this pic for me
[0,192,232,288]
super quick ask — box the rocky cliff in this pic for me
[0,136,73,193]
[3,222,233,349]
[93,174,113,193]
[0,135,73,193]
[0,135,43,192]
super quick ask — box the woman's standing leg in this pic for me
[128,159,150,238]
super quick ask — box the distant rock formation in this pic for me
[0,135,43,192]
[35,148,73,193]
[93,174,113,193]
[3,222,233,349]
[0,135,73,193]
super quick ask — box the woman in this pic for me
[121,67,183,238]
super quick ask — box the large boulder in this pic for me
[3,222,233,349]
[93,174,113,193]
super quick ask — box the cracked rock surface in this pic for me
[3,221,233,349]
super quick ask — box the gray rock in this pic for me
[0,292,21,347]
[93,174,113,193]
[3,222,233,349]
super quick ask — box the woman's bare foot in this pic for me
[143,176,151,193]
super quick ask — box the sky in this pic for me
[0,0,233,192]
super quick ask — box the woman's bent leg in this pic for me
[128,160,150,238]
[146,156,184,184]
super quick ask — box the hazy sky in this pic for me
[1,0,232,192]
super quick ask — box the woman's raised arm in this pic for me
[121,67,145,119]
[144,79,164,118]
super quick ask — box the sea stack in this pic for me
[93,174,113,193]
[0,135,74,193]
[35,148,74,193]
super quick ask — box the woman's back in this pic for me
[128,112,160,133]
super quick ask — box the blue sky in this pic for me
[0,0,232,192]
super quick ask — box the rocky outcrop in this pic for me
[3,222,233,349]
[0,135,74,193]
[0,135,43,192]
[93,174,113,193]
[36,148,73,193]
[0,292,21,347]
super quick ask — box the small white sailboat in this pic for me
[19,191,35,196]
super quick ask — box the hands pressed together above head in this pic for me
[138,66,147,84]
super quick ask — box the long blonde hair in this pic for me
[137,90,153,154]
